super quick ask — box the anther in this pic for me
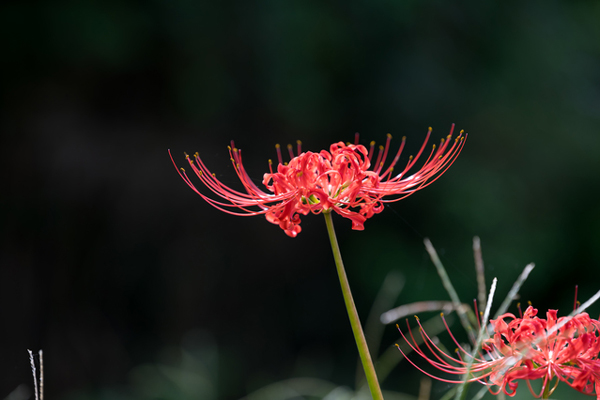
[269,159,273,164]
[180,168,185,172]
[387,133,392,139]
[370,141,376,146]
[212,173,216,177]
[195,152,199,158]
[184,152,189,158]
[227,146,231,150]
[395,343,400,348]
[414,315,420,321]
[233,148,238,152]
[460,129,464,134]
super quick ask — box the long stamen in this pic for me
[373,145,384,172]
[473,299,481,331]
[368,141,376,162]
[435,314,486,363]
[380,136,406,179]
[374,134,392,174]
[275,144,283,165]
[402,127,432,172]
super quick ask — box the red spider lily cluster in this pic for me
[397,306,600,398]
[170,125,466,237]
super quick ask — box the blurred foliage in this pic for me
[2,0,600,399]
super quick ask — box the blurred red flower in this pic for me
[397,306,600,398]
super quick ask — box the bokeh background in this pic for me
[2,1,600,399]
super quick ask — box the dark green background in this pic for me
[2,1,600,399]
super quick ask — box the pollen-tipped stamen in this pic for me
[368,141,376,162]
[374,134,393,175]
[379,136,407,180]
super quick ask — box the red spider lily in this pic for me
[396,306,600,398]
[170,125,466,237]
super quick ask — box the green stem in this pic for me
[541,377,555,399]
[323,212,384,400]
[542,382,550,399]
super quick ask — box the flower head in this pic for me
[397,306,600,398]
[171,125,466,237]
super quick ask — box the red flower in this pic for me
[397,306,600,398]
[170,125,466,237]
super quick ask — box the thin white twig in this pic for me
[380,301,470,324]
[572,289,600,317]
[27,350,39,400]
[38,350,43,400]
[481,278,497,337]
[454,277,497,400]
